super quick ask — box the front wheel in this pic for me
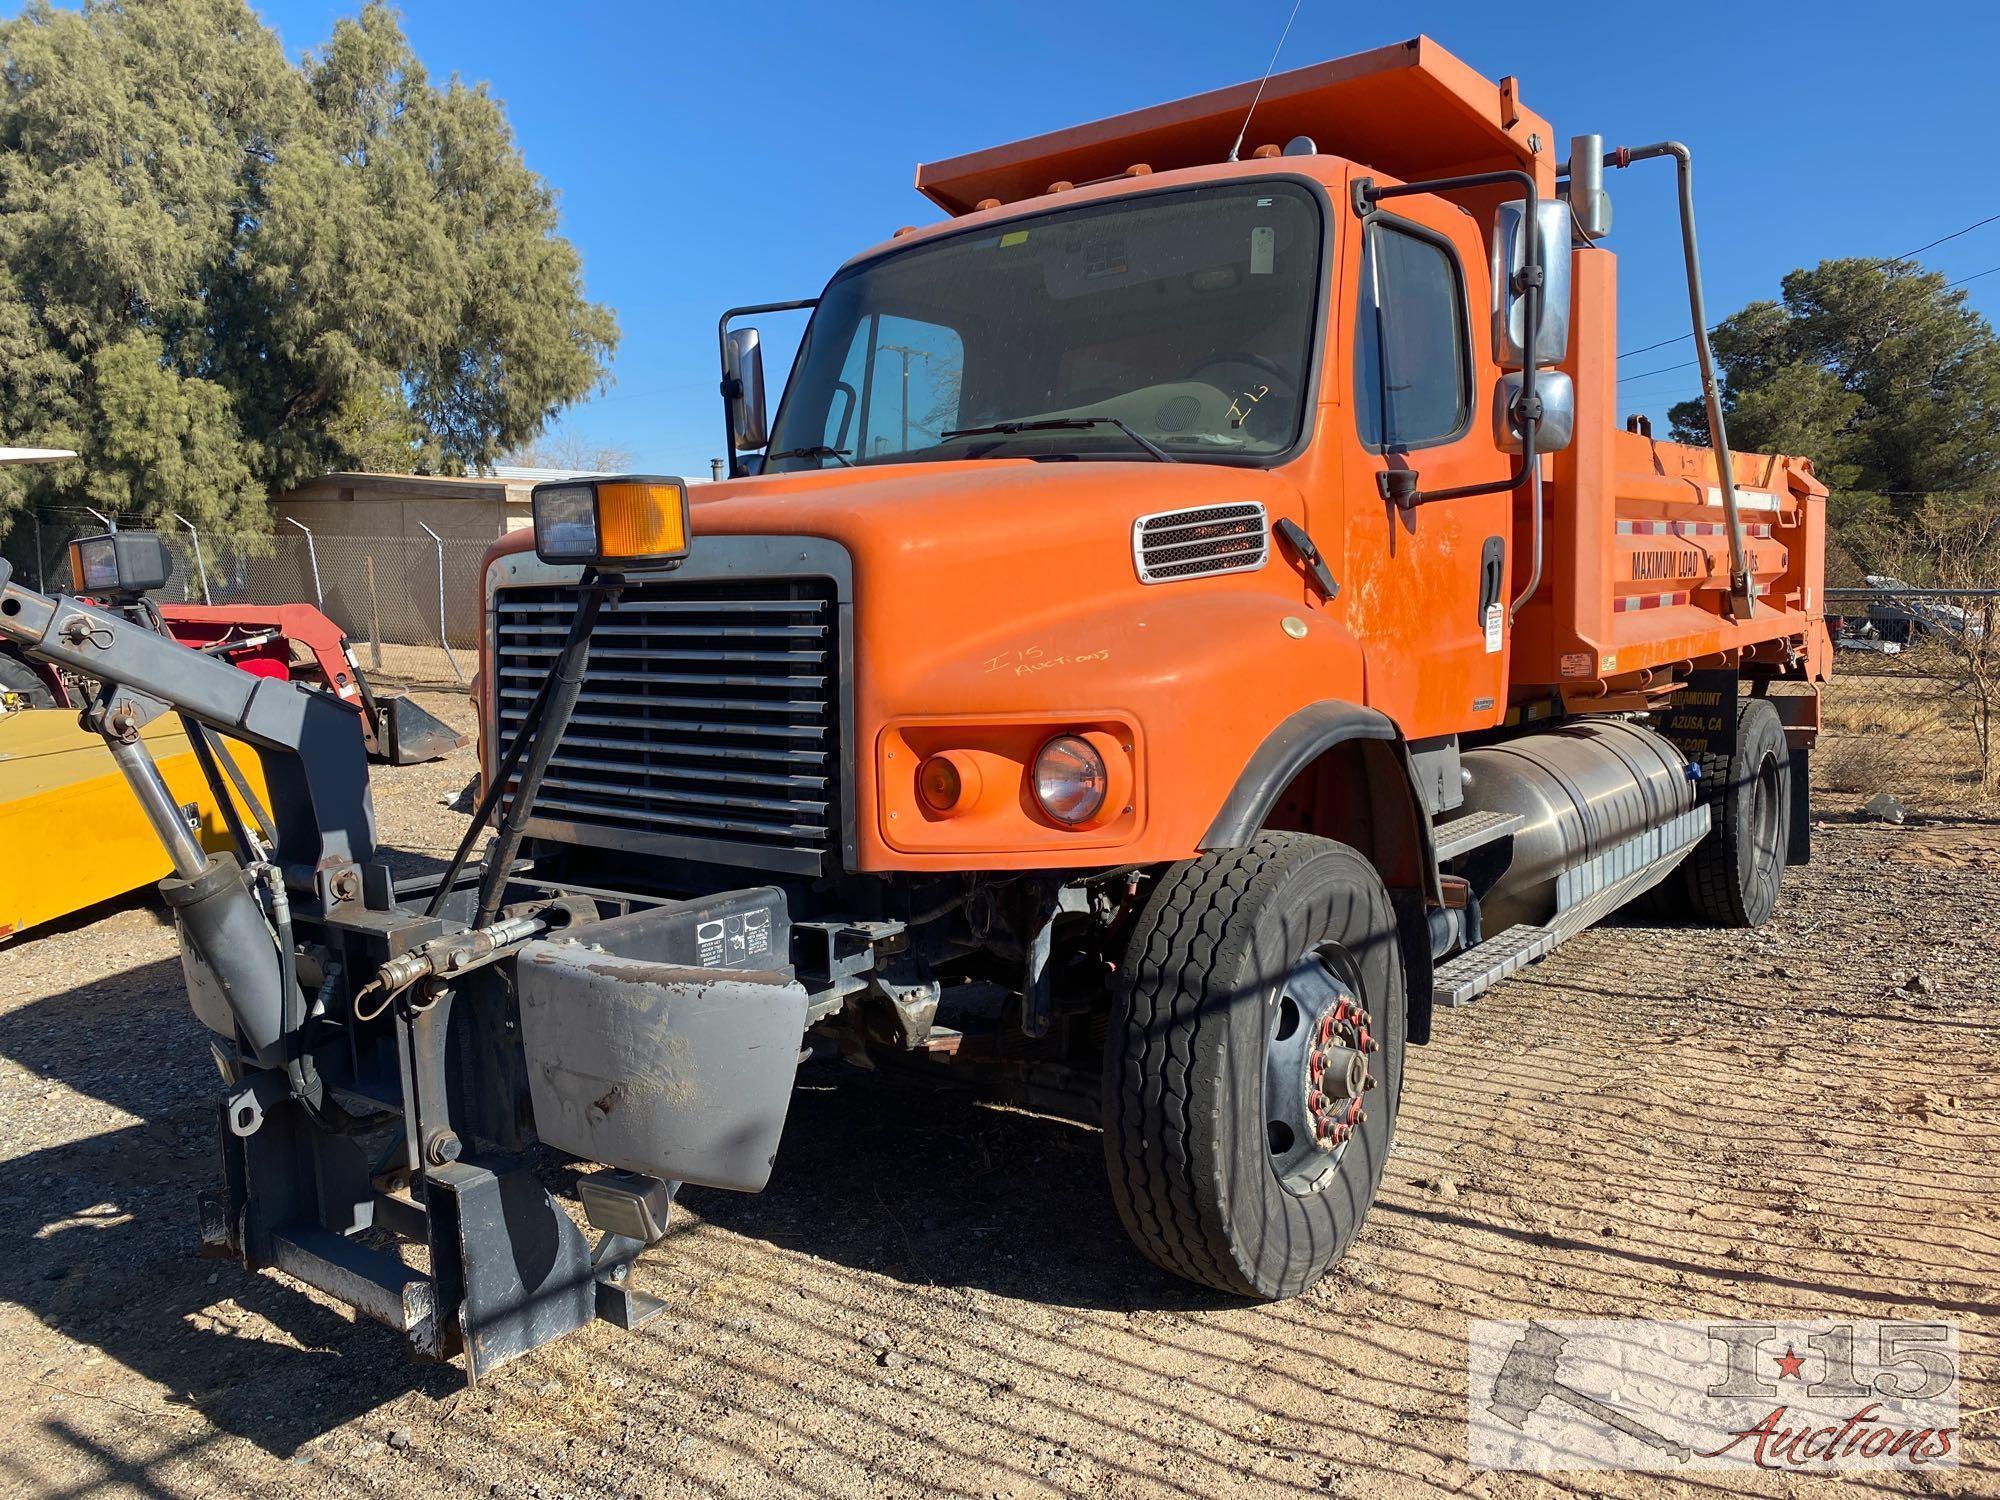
[1100,833,1405,1300]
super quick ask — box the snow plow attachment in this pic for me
[0,547,809,1380]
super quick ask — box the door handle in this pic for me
[1478,536,1505,622]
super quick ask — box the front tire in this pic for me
[1101,833,1405,1299]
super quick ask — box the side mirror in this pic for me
[722,327,769,451]
[1494,370,1575,454]
[1491,199,1572,368]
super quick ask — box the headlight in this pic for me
[532,476,691,570]
[532,484,599,561]
[1032,734,1109,825]
[70,535,120,591]
[67,531,171,597]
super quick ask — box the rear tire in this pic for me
[1101,833,1404,1300]
[1681,696,1790,927]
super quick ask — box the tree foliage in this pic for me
[501,434,634,473]
[0,0,616,537]
[1670,258,2000,505]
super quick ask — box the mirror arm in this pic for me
[1377,458,1530,511]
[1355,168,1548,618]
[717,299,817,478]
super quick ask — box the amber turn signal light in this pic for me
[918,751,981,815]
[532,475,692,570]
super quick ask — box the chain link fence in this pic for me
[8,508,1995,806]
[1822,584,1999,809]
[8,507,495,688]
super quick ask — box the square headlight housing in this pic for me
[532,476,692,570]
[68,531,172,597]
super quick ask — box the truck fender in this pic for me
[1199,700,1441,1044]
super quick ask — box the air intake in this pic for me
[1133,501,1269,583]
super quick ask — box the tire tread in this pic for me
[1103,832,1376,1297]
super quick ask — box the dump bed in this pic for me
[1514,248,1832,706]
[915,35,1553,215]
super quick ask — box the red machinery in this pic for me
[4,600,464,765]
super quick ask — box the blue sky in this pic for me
[118,4,2000,470]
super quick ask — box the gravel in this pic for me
[0,689,1992,1497]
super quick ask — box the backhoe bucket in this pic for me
[374,694,468,765]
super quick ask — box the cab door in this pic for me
[1335,196,1514,740]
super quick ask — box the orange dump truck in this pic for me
[478,37,1829,1300]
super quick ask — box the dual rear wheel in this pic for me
[1678,697,1793,928]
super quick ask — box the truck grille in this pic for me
[493,576,840,876]
[1132,501,1269,583]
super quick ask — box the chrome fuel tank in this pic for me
[1458,719,1699,931]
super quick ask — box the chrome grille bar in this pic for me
[493,575,841,873]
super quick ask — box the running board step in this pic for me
[1431,809,1526,862]
[1432,924,1559,1007]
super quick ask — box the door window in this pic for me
[1356,223,1470,450]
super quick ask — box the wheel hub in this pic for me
[1264,950,1378,1192]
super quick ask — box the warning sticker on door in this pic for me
[1484,602,1505,654]
[696,908,773,968]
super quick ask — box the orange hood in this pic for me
[487,459,1372,871]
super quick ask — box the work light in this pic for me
[67,531,172,598]
[532,476,692,570]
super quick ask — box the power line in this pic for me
[1618,357,1699,385]
[1898,212,2000,261]
[1616,207,2000,360]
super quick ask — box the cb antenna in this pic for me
[1226,0,1307,163]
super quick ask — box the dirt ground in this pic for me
[0,685,1993,1499]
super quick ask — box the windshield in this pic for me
[765,181,1323,471]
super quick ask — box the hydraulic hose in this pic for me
[423,665,559,920]
[261,864,329,1120]
[473,570,615,927]
[1605,141,1755,617]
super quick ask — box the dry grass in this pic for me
[1817,666,1994,810]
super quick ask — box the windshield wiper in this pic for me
[939,417,1177,464]
[766,445,853,466]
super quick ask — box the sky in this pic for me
[92,3,2000,471]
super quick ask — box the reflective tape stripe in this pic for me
[1617,519,1777,539]
[1614,591,1690,612]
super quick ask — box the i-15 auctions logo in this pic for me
[1468,1319,1959,1471]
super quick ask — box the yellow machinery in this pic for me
[0,444,274,940]
[0,707,268,940]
